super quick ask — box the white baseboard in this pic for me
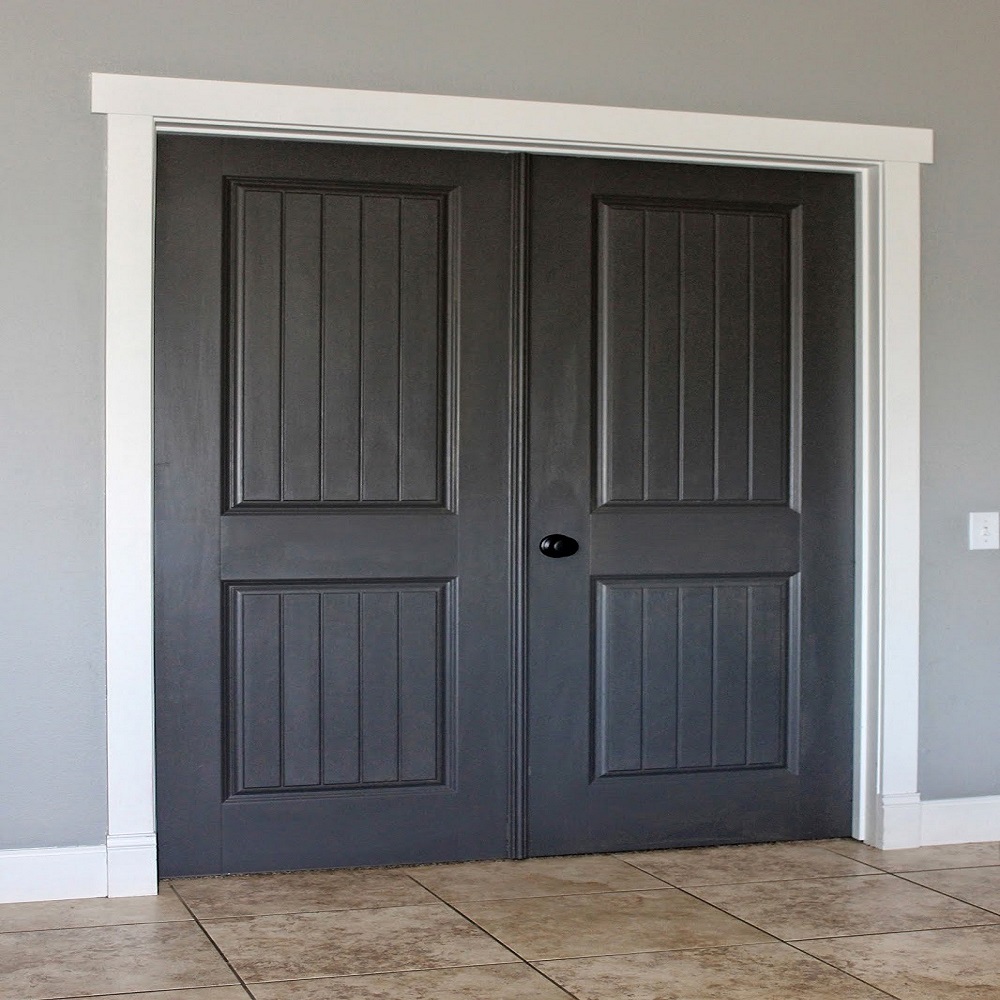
[875,793,1000,849]
[3,798,998,904]
[106,833,158,897]
[0,845,108,904]
[920,794,1000,846]
[0,835,160,904]
[874,793,923,849]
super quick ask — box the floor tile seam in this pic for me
[812,844,893,872]
[410,884,697,904]
[897,863,1000,875]
[189,898,453,922]
[779,938,903,999]
[238,958,535,987]
[814,845,1000,875]
[240,960,589,998]
[684,868,1000,911]
[883,870,1000,918]
[664,871,892,889]
[788,919,1000,944]
[166,881,253,993]
[613,852,886,889]
[50,988,254,1000]
[894,867,1000,895]
[240,958,572,1000]
[239,959,526,985]
[0,914,194,935]
[410,877,580,998]
[528,940,827,966]
[664,882,794,946]
[613,854,680,888]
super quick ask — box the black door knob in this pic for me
[539,534,580,558]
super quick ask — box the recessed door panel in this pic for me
[594,578,790,778]
[228,581,450,795]
[229,180,451,509]
[597,201,792,506]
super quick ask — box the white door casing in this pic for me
[93,74,931,895]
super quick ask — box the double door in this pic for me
[154,137,854,877]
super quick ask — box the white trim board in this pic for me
[0,846,107,904]
[88,73,933,901]
[879,795,1000,849]
[0,836,160,904]
[5,796,994,904]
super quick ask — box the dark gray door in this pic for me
[154,136,514,876]
[155,139,854,876]
[526,156,855,854]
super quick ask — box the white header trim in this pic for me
[91,73,932,165]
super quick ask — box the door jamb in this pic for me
[93,74,932,895]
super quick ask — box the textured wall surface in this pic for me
[2,0,998,848]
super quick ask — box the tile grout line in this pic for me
[165,881,256,998]
[615,854,904,1000]
[405,861,802,985]
[779,938,904,999]
[54,986,252,1000]
[623,854,1000,934]
[0,914,193,936]
[892,869,1000,915]
[400,872,584,999]
[615,853,794,947]
[622,853,1000,999]
[147,852,1000,998]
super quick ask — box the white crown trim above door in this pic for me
[93,73,932,895]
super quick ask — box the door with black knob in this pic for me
[526,155,854,854]
[155,137,853,875]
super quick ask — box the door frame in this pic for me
[92,73,932,895]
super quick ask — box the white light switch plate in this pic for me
[969,511,999,550]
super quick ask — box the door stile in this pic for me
[508,152,530,859]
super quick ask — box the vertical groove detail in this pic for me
[278,194,286,502]
[317,196,326,499]
[642,211,650,500]
[357,590,365,781]
[747,215,756,499]
[317,590,325,782]
[639,588,647,766]
[509,153,530,858]
[745,587,753,766]
[229,583,448,793]
[677,214,686,500]
[395,198,403,502]
[710,587,718,766]
[395,591,402,781]
[595,201,789,507]
[712,216,721,501]
[277,595,285,785]
[596,579,788,777]
[355,197,364,499]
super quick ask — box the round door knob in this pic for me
[539,534,580,558]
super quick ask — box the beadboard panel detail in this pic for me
[594,577,792,778]
[596,199,795,507]
[227,580,452,796]
[228,179,453,510]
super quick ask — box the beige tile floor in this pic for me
[1,839,999,999]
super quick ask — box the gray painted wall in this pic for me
[1,0,997,849]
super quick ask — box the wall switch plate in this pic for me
[969,511,999,550]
